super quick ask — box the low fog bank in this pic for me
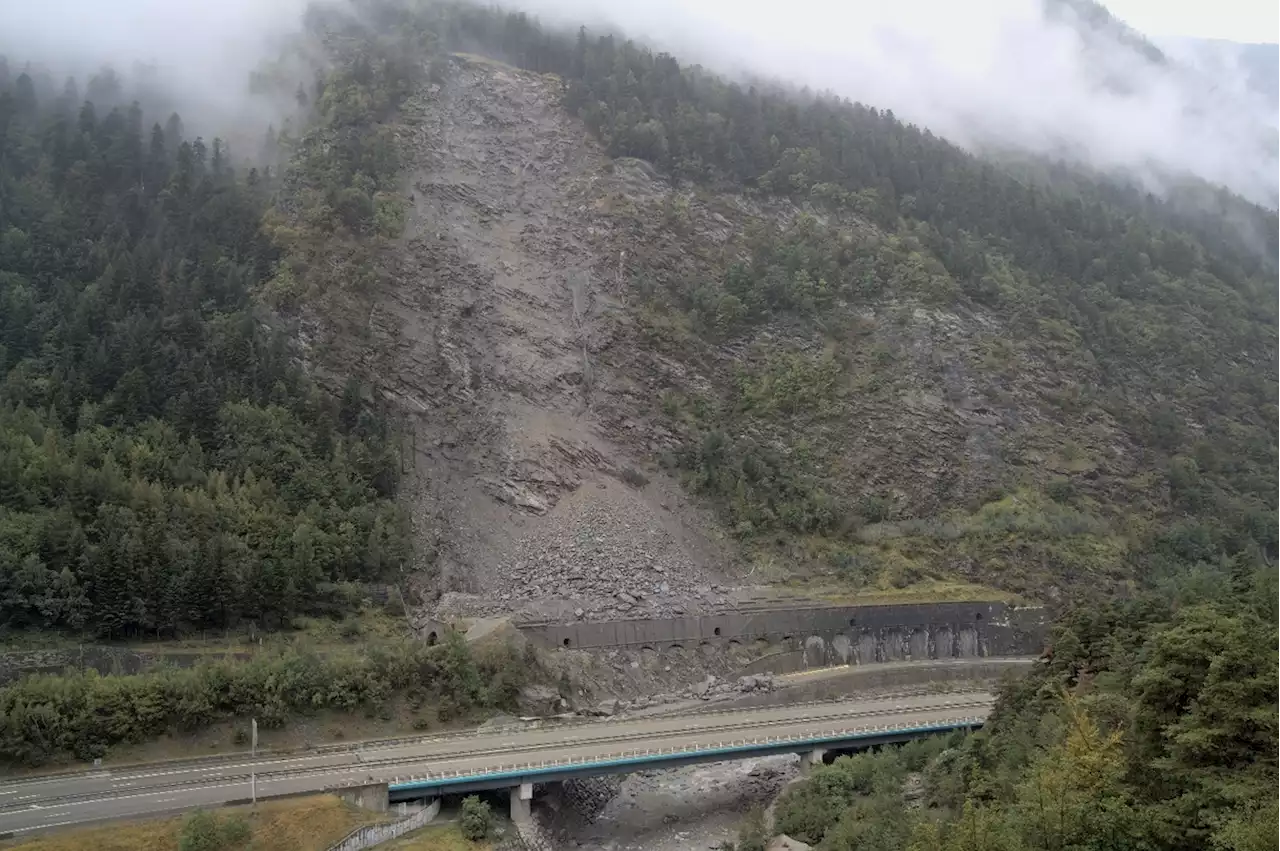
[503,0,1279,208]
[0,0,311,150]
[0,0,1274,208]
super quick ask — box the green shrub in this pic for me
[177,811,250,851]
[859,494,892,523]
[1046,478,1077,505]
[775,751,905,843]
[736,807,768,851]
[460,795,493,840]
[0,635,526,764]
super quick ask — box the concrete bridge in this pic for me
[518,601,1048,670]
[0,693,992,836]
[379,695,989,823]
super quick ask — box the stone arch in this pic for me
[426,631,438,646]
[855,631,877,664]
[882,629,906,661]
[831,634,852,664]
[803,636,827,668]
[934,626,955,659]
[908,628,929,660]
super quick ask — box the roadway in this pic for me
[0,691,992,836]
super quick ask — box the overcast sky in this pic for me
[1102,0,1277,43]
[0,0,1275,204]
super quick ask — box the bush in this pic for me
[460,795,493,841]
[177,811,250,851]
[736,807,768,851]
[775,750,906,843]
[859,494,892,523]
[0,635,527,764]
[1046,478,1077,505]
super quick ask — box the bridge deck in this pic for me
[0,692,992,836]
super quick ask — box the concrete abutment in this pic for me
[510,781,534,824]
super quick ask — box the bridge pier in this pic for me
[510,781,533,824]
[798,748,827,775]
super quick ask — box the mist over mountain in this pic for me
[496,0,1280,207]
[0,0,308,141]
[0,1,1274,844]
[1160,37,1279,106]
[1,0,1274,207]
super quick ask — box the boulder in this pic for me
[767,835,814,851]
[464,616,528,653]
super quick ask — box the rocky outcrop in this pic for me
[329,53,1130,621]
[326,55,736,628]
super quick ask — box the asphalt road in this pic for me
[0,691,992,835]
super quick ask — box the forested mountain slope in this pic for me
[3,0,1274,632]
[0,61,407,637]
[0,0,1273,807]
[344,3,1277,615]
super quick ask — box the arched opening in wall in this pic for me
[668,643,684,654]
[783,634,794,642]
[700,641,716,656]
[831,633,853,664]
[562,637,572,648]
[713,627,722,636]
[426,631,438,646]
[804,636,827,667]
[848,618,857,627]
[727,639,742,649]
[975,612,984,621]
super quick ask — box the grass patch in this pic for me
[808,578,1024,606]
[0,795,381,851]
[382,823,493,850]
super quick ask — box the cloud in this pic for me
[0,0,310,134]
[500,0,1279,206]
[0,0,1273,205]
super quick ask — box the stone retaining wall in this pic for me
[519,602,1047,667]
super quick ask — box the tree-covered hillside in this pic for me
[740,570,1276,851]
[0,51,409,638]
[0,0,1273,810]
[419,2,1277,599]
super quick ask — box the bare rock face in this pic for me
[323,56,736,625]
[324,54,1127,617]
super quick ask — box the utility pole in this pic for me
[251,717,258,757]
[251,772,257,806]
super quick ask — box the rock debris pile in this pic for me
[584,674,778,716]
[501,483,732,620]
